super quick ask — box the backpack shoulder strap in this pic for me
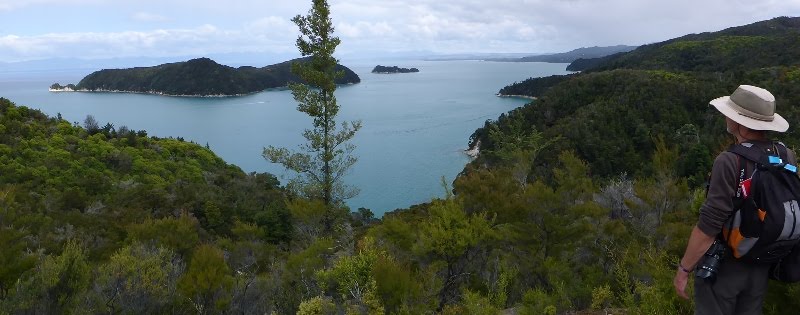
[773,141,799,174]
[728,143,765,164]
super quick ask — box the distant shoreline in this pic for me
[49,88,253,98]
[495,93,537,100]
[465,140,481,159]
[48,83,356,98]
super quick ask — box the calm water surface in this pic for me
[0,60,571,215]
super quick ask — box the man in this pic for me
[673,85,795,314]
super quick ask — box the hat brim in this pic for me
[710,96,789,132]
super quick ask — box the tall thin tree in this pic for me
[263,0,361,231]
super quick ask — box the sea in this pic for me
[0,59,572,216]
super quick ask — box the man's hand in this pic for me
[673,267,691,300]
[675,226,715,300]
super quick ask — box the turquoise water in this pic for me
[0,60,571,215]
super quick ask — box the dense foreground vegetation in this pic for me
[0,98,710,314]
[3,15,800,315]
[2,92,799,314]
[54,57,361,96]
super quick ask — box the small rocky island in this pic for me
[50,57,361,97]
[372,65,419,74]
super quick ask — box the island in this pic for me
[371,65,419,74]
[49,57,361,97]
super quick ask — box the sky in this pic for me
[1,0,799,63]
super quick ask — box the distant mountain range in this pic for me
[52,57,361,97]
[499,16,800,99]
[422,53,534,61]
[486,45,638,63]
[567,17,800,72]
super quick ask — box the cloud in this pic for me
[329,0,800,52]
[1,0,798,60]
[246,16,297,36]
[132,12,169,22]
[0,0,102,11]
[337,21,396,38]
[0,24,298,61]
[328,1,565,53]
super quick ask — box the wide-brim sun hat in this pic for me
[709,85,789,132]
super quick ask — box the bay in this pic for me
[0,60,571,215]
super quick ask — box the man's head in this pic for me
[710,85,789,133]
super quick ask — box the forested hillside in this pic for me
[497,74,574,98]
[0,98,293,313]
[58,57,361,96]
[4,15,800,315]
[483,16,800,183]
[567,16,800,72]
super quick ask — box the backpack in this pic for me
[723,142,800,271]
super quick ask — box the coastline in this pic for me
[495,93,537,100]
[464,140,481,159]
[48,82,358,98]
[48,83,356,98]
[49,88,255,98]
[371,71,419,74]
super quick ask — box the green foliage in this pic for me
[284,236,336,307]
[630,249,692,315]
[765,283,800,315]
[590,284,613,310]
[371,65,419,74]
[318,243,377,299]
[0,226,36,299]
[460,290,500,315]
[0,98,287,262]
[0,97,288,312]
[488,268,512,308]
[8,240,91,314]
[264,0,362,236]
[473,69,719,180]
[127,215,201,256]
[413,198,495,260]
[287,198,348,247]
[412,197,496,310]
[371,255,422,313]
[72,57,360,96]
[255,202,293,244]
[519,287,562,315]
[4,15,800,315]
[178,244,233,314]
[317,237,386,314]
[594,35,800,73]
[568,17,800,72]
[485,18,800,183]
[92,243,183,314]
[296,296,336,315]
[497,74,574,98]
[482,113,558,185]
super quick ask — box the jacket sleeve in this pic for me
[697,152,738,237]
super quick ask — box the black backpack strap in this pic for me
[728,143,765,165]
[776,143,800,175]
[774,141,786,156]
[724,143,759,243]
[727,143,758,197]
